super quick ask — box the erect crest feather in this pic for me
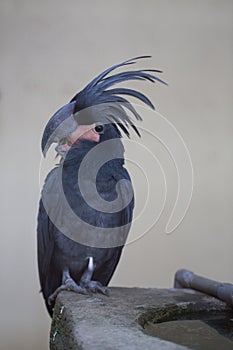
[41,56,167,155]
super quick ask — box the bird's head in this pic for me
[41,56,167,158]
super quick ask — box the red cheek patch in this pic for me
[80,129,100,143]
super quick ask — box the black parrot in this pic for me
[37,56,166,316]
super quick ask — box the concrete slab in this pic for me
[50,287,232,349]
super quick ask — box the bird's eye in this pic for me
[94,123,104,134]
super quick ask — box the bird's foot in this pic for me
[81,280,109,296]
[48,277,88,305]
[80,257,109,296]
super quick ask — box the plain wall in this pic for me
[1,1,232,349]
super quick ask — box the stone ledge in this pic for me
[50,287,231,349]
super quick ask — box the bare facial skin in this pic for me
[60,124,100,152]
[68,124,100,144]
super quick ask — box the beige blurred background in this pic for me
[1,0,233,349]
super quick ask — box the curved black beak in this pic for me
[41,101,78,157]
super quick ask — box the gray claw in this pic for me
[81,280,109,296]
[48,277,88,305]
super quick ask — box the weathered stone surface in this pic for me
[50,287,231,349]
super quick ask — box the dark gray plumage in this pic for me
[37,56,165,316]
